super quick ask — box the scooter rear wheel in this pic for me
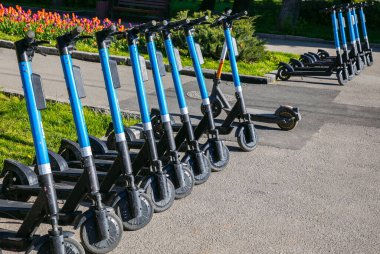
[204,142,230,172]
[275,108,298,131]
[114,192,153,231]
[277,66,291,81]
[145,176,175,213]
[201,99,223,118]
[1,171,31,202]
[80,211,123,254]
[38,237,85,254]
[237,124,258,152]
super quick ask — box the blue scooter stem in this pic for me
[99,48,125,139]
[164,38,188,114]
[60,54,92,155]
[19,62,51,174]
[185,33,210,106]
[331,10,341,52]
[359,7,368,40]
[223,28,242,93]
[351,8,361,45]
[337,10,347,50]
[346,7,357,49]
[128,44,152,130]
[146,40,170,122]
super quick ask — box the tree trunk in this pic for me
[278,0,301,30]
[232,0,248,13]
[199,0,217,11]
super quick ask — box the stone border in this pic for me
[0,39,273,85]
[257,33,380,49]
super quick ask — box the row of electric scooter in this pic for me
[277,2,374,86]
[0,10,302,253]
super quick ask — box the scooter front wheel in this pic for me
[114,192,153,231]
[366,53,373,66]
[80,211,123,254]
[38,237,85,254]
[166,164,194,200]
[277,66,291,81]
[185,152,212,185]
[204,142,230,172]
[237,123,258,152]
[144,175,175,213]
[337,69,348,86]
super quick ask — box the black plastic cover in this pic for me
[31,73,47,110]
[109,59,121,89]
[72,65,86,99]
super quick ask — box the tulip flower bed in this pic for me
[0,4,297,76]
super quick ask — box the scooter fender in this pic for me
[73,206,115,230]
[278,62,294,72]
[300,54,314,64]
[58,138,82,161]
[234,123,246,138]
[289,58,304,68]
[276,105,301,121]
[48,150,69,172]
[89,135,109,155]
[1,159,38,186]
[25,231,75,254]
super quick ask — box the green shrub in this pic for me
[166,10,265,63]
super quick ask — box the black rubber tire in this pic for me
[366,54,373,66]
[337,69,348,86]
[166,164,194,200]
[38,237,85,254]
[237,124,258,152]
[201,99,223,118]
[114,192,153,231]
[187,153,211,185]
[277,66,291,81]
[204,142,230,172]
[80,211,123,254]
[275,108,298,131]
[145,176,175,213]
[1,171,31,202]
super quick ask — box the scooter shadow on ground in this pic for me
[280,79,338,86]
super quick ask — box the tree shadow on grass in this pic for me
[0,133,34,147]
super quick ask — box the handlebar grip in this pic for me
[70,26,84,38]
[229,10,248,20]
[165,19,190,30]
[138,20,157,32]
[25,30,35,44]
[186,15,209,28]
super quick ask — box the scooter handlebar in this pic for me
[186,15,209,27]
[164,19,191,30]
[210,10,248,27]
[144,20,169,34]
[129,20,157,34]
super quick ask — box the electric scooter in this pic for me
[351,3,368,67]
[0,29,124,254]
[356,2,374,66]
[204,10,300,131]
[149,16,231,171]
[3,26,155,230]
[0,30,84,254]
[292,5,356,81]
[277,7,349,86]
[103,19,212,185]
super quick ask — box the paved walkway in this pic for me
[0,40,379,253]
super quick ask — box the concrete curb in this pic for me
[0,39,272,85]
[256,33,380,49]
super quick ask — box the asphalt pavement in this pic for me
[0,39,379,253]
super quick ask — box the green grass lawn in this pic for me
[0,31,296,77]
[0,92,138,171]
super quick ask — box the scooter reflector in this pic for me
[139,55,149,82]
[156,51,167,76]
[174,47,183,71]
[195,43,204,65]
